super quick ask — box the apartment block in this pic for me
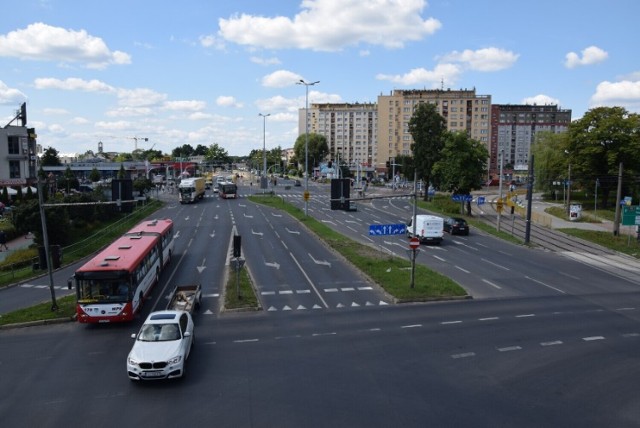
[377,89,491,171]
[298,102,377,167]
[490,104,571,179]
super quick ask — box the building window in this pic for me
[8,136,20,154]
[9,160,20,178]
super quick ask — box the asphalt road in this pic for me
[2,182,640,426]
[2,294,640,427]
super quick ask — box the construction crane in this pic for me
[128,136,149,151]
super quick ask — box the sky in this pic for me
[1,0,639,157]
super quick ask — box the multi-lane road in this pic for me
[2,180,640,427]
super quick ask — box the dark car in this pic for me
[293,179,302,187]
[443,217,469,236]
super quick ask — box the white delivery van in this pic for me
[407,214,444,244]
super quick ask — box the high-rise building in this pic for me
[490,104,571,180]
[377,89,491,174]
[298,102,378,168]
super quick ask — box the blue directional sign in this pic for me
[369,223,407,236]
[476,196,485,205]
[452,194,473,202]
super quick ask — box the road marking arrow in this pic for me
[252,229,263,236]
[210,230,215,238]
[286,228,300,234]
[244,213,254,218]
[265,261,280,269]
[309,253,331,267]
[197,257,206,273]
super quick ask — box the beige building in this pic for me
[376,89,491,173]
[298,102,378,168]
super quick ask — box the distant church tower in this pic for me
[98,141,103,153]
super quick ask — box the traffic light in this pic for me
[233,235,241,257]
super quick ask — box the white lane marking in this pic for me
[616,307,636,311]
[482,279,501,289]
[451,352,476,359]
[525,276,566,294]
[234,339,259,343]
[296,289,311,294]
[401,324,422,329]
[481,258,510,271]
[279,290,293,295]
[583,336,605,341]
[497,346,522,352]
[261,291,275,295]
[515,314,535,318]
[289,252,329,308]
[455,265,470,273]
[312,332,337,337]
[441,321,462,325]
[622,333,640,338]
[540,341,563,346]
[433,255,446,262]
[479,317,499,321]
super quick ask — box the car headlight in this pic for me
[167,355,182,365]
[128,356,138,366]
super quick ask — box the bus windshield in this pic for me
[77,279,130,303]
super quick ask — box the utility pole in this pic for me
[524,155,534,244]
[613,162,623,236]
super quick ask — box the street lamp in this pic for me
[565,150,571,216]
[297,79,319,216]
[259,113,270,191]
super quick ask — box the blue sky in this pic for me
[1,0,638,157]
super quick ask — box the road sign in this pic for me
[409,237,420,249]
[477,196,485,205]
[369,223,407,236]
[303,191,310,201]
[622,205,640,226]
[496,198,504,213]
[452,194,473,202]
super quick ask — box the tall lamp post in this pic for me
[297,79,319,216]
[259,113,270,191]
[565,150,571,216]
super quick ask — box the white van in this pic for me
[407,214,444,244]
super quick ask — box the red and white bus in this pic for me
[125,218,175,268]
[72,219,175,324]
[219,182,237,199]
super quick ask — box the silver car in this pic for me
[127,311,194,380]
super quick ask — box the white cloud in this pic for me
[0,23,131,69]
[105,106,153,117]
[521,94,560,106]
[199,34,226,50]
[590,80,640,110]
[34,77,115,93]
[188,112,215,120]
[43,108,69,115]
[163,100,207,111]
[262,70,303,88]
[250,56,281,66]
[439,47,519,72]
[70,117,89,125]
[116,88,167,107]
[218,0,441,51]
[359,50,370,57]
[565,45,608,69]
[216,95,243,108]
[376,63,462,86]
[0,80,27,104]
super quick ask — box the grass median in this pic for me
[244,195,467,302]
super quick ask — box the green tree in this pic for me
[293,133,329,173]
[530,131,570,198]
[567,106,640,208]
[172,144,195,159]
[194,144,208,156]
[133,177,153,196]
[58,165,78,193]
[409,103,447,201]
[40,147,61,166]
[117,164,126,179]
[432,132,488,215]
[114,152,133,162]
[205,143,230,166]
[89,167,101,183]
[11,199,71,246]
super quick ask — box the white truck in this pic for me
[166,284,202,312]
[407,214,444,244]
[178,177,205,203]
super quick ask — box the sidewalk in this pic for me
[0,233,35,263]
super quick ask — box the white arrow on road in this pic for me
[271,213,282,217]
[174,231,181,239]
[309,253,331,267]
[345,220,359,224]
[209,230,215,238]
[321,220,336,225]
[244,213,254,218]
[184,216,190,221]
[252,229,263,236]
[197,258,206,273]
[286,228,300,234]
[265,261,280,269]
[239,203,246,207]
